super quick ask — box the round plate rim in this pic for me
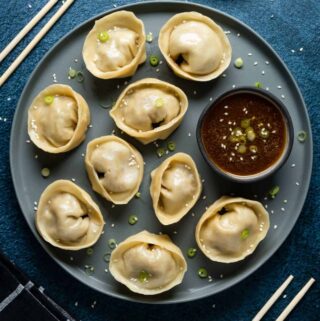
[10,0,313,304]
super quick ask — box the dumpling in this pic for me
[28,84,90,153]
[150,153,202,225]
[109,230,187,295]
[109,78,188,144]
[159,12,232,81]
[195,196,270,263]
[35,180,105,250]
[82,10,146,79]
[85,135,144,204]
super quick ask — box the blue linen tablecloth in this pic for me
[0,0,319,320]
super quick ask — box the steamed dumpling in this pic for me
[110,78,188,144]
[150,153,202,225]
[82,11,146,79]
[196,197,270,263]
[28,84,90,153]
[35,180,104,250]
[109,231,187,295]
[85,135,144,204]
[159,12,232,81]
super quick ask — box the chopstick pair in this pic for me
[0,0,74,87]
[252,275,315,321]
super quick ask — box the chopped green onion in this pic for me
[187,247,197,258]
[238,144,247,154]
[128,215,138,225]
[241,229,250,240]
[198,267,208,278]
[268,185,280,199]
[98,31,109,42]
[84,264,95,275]
[167,141,176,151]
[297,130,307,143]
[44,95,54,105]
[246,128,256,142]
[146,32,153,43]
[135,192,141,198]
[68,67,77,79]
[86,248,93,255]
[238,135,247,144]
[249,145,258,154]
[41,167,50,178]
[234,127,243,137]
[76,71,84,83]
[259,128,270,138]
[108,238,117,249]
[156,147,165,158]
[154,97,164,108]
[103,252,111,263]
[229,135,239,143]
[234,57,244,69]
[149,55,159,66]
[255,81,263,88]
[241,118,251,129]
[138,270,150,283]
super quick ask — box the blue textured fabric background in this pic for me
[0,1,319,320]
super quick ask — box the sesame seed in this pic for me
[237,33,240,37]
[193,90,197,95]
[299,47,304,52]
[74,301,78,306]
[188,132,191,136]
[209,97,213,101]
[283,199,288,204]
[71,178,76,182]
[277,85,282,89]
[270,14,274,18]
[266,87,270,91]
[248,53,252,56]
[281,94,285,99]
[222,74,227,78]
[203,195,207,200]
[274,225,278,229]
[281,207,285,212]
[271,210,274,214]
[283,294,287,298]
[291,163,296,167]
[253,61,258,66]
[291,49,295,53]
[265,61,269,65]
[261,70,265,75]
[232,84,236,88]
[296,182,300,186]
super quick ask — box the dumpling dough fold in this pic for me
[150,153,202,225]
[35,180,105,250]
[85,135,144,204]
[109,230,187,295]
[159,12,232,81]
[196,196,270,263]
[28,84,90,153]
[82,10,146,79]
[110,78,188,144]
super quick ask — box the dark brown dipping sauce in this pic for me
[201,93,287,176]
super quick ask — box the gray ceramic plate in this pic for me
[10,1,312,304]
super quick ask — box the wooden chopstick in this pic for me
[275,278,315,321]
[0,0,58,63]
[252,275,294,321]
[0,0,74,87]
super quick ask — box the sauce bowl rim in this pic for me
[196,86,294,183]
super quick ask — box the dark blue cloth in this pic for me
[0,1,319,320]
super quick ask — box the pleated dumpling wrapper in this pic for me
[28,84,90,153]
[109,78,188,144]
[196,196,270,263]
[158,12,232,81]
[85,135,144,204]
[82,11,146,79]
[109,231,187,295]
[35,180,105,250]
[150,153,202,225]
